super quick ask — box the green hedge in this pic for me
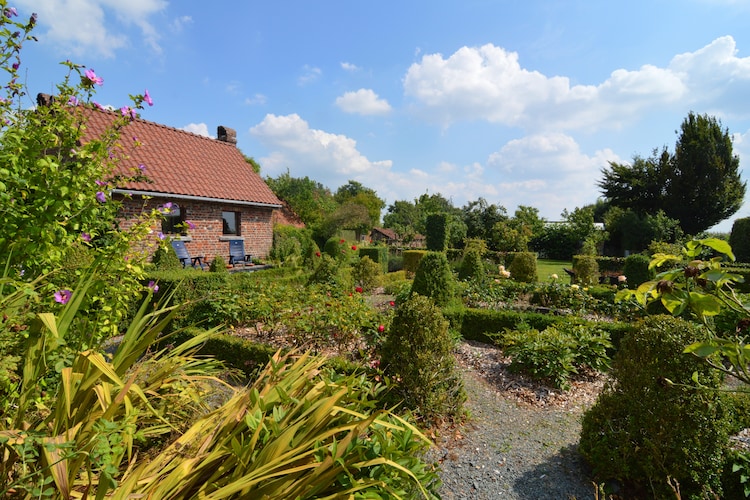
[159,327,278,380]
[359,246,388,273]
[403,250,428,275]
[595,256,625,273]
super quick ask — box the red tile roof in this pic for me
[82,107,281,207]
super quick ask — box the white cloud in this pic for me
[335,89,392,116]
[245,93,267,105]
[170,15,192,33]
[181,123,212,138]
[250,114,393,187]
[485,133,620,219]
[403,37,750,129]
[340,62,360,72]
[16,0,167,57]
[298,65,322,85]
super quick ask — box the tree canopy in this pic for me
[598,112,745,235]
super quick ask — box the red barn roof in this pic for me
[81,106,281,207]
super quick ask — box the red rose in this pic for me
[378,324,385,333]
[351,245,357,250]
[355,286,363,293]
[315,251,321,257]
[389,301,396,307]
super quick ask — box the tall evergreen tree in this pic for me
[598,112,745,235]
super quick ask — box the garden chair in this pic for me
[228,239,253,267]
[171,240,206,269]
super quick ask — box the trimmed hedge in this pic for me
[159,327,277,381]
[403,250,428,275]
[425,213,448,251]
[729,217,750,263]
[359,246,388,273]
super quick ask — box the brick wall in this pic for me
[117,195,275,264]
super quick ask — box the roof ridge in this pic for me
[81,104,235,148]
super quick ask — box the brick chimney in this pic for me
[217,126,237,145]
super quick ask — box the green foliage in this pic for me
[579,315,730,499]
[0,264,227,497]
[599,113,745,235]
[462,198,508,242]
[269,224,315,267]
[508,251,537,283]
[351,256,382,292]
[572,254,598,286]
[458,248,485,282]
[603,206,682,255]
[359,245,388,273]
[380,294,465,423]
[209,255,229,273]
[308,254,349,289]
[425,213,448,251]
[333,180,385,229]
[622,252,653,287]
[151,243,182,271]
[403,250,428,275]
[410,252,455,307]
[730,217,750,263]
[500,323,611,390]
[264,171,337,230]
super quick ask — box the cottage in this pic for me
[78,103,282,263]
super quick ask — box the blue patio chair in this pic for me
[171,240,206,269]
[228,239,253,267]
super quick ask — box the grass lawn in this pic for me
[537,259,572,283]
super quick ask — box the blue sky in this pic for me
[13,0,750,231]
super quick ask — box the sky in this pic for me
[11,0,750,231]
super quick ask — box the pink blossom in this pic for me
[54,289,72,304]
[84,68,103,86]
[67,96,79,106]
[148,281,159,293]
[186,220,195,230]
[138,163,146,172]
[377,325,385,333]
[95,180,107,186]
[157,232,165,240]
[96,191,107,203]
[144,89,153,106]
[81,232,91,242]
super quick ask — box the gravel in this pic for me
[426,341,604,500]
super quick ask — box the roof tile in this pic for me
[82,108,281,207]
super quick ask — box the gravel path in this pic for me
[427,341,604,499]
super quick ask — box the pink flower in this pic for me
[81,232,91,242]
[377,325,385,333]
[370,359,381,369]
[144,89,153,106]
[67,96,79,106]
[54,289,72,304]
[148,281,159,293]
[120,106,136,119]
[84,69,103,86]
[96,191,107,203]
[138,163,146,172]
[157,232,165,240]
[95,180,107,186]
[93,102,105,111]
[186,220,195,230]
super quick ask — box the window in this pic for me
[222,211,241,235]
[161,203,186,234]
